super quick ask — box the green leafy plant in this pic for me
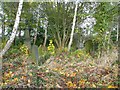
[71,49,90,60]
[38,45,51,65]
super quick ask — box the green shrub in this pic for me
[38,46,50,65]
[71,49,90,60]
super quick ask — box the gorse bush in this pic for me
[20,44,29,56]
[47,40,55,55]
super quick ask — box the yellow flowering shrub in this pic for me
[4,71,14,79]
[0,82,7,87]
[13,78,19,82]
[20,44,29,56]
[79,79,86,85]
[47,40,55,55]
[66,81,76,88]
[108,85,118,88]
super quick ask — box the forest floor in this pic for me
[1,48,119,88]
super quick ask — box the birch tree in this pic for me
[33,11,39,45]
[0,2,4,42]
[68,1,79,51]
[43,18,48,47]
[0,1,3,88]
[0,0,24,58]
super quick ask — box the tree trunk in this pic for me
[43,27,47,47]
[33,22,38,45]
[0,2,3,86]
[2,16,5,42]
[1,3,5,42]
[0,0,23,58]
[68,2,78,51]
[43,19,48,47]
[62,4,66,48]
[18,29,21,39]
[33,29,37,45]
[34,7,40,45]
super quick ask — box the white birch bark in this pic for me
[43,26,47,47]
[0,2,3,88]
[0,0,24,58]
[33,14,39,45]
[43,18,48,47]
[0,2,3,46]
[68,1,79,51]
[33,5,40,45]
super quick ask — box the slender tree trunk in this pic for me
[57,30,61,48]
[68,2,78,51]
[0,0,23,58]
[61,3,65,48]
[54,35,59,48]
[1,3,5,42]
[33,22,38,45]
[62,26,66,48]
[43,27,47,47]
[34,29,37,45]
[34,8,40,45]
[2,16,5,42]
[18,29,21,39]
[62,4,66,48]
[43,18,48,47]
[0,2,3,87]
